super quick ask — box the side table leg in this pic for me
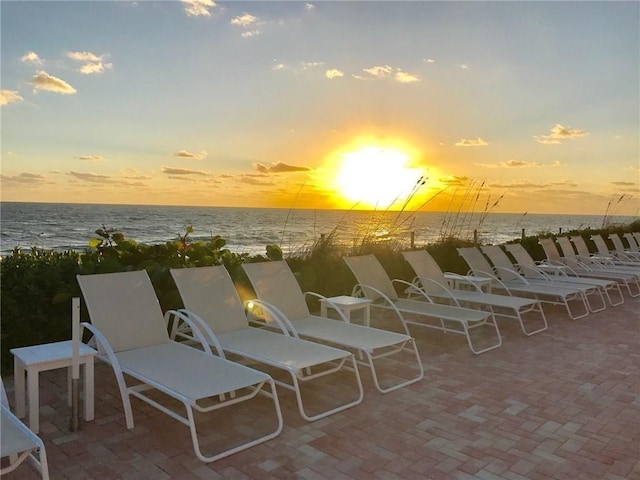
[27,369,40,433]
[14,362,26,419]
[84,359,95,421]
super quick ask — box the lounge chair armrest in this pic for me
[443,272,484,293]
[414,276,461,306]
[515,263,550,280]
[243,299,298,338]
[167,309,222,358]
[392,278,434,304]
[81,322,122,370]
[350,283,412,336]
[493,266,530,284]
[303,291,351,323]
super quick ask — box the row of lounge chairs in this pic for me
[4,233,638,474]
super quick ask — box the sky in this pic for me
[1,0,639,216]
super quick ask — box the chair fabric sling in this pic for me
[401,249,547,336]
[242,260,424,393]
[504,243,624,307]
[569,235,640,274]
[77,270,283,463]
[457,246,590,320]
[344,254,502,354]
[605,233,640,262]
[1,378,50,480]
[169,265,363,422]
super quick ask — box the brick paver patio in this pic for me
[2,295,639,479]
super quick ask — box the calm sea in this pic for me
[0,202,636,256]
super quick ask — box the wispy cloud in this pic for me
[254,162,311,174]
[477,159,561,168]
[535,124,587,144]
[182,0,216,17]
[455,137,488,147]
[67,51,112,75]
[611,181,636,186]
[239,175,275,186]
[76,155,105,162]
[305,3,315,10]
[394,69,420,83]
[21,51,43,65]
[0,172,48,184]
[67,171,113,183]
[30,71,76,94]
[231,12,261,37]
[173,150,208,160]
[161,167,207,176]
[0,90,24,106]
[440,176,469,186]
[360,65,420,83]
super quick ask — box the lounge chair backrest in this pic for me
[556,237,577,258]
[171,266,248,334]
[539,238,562,262]
[569,236,591,257]
[590,235,610,256]
[343,255,399,301]
[77,270,170,352]
[457,247,495,276]
[623,233,639,250]
[608,234,627,253]
[242,261,311,320]
[481,246,520,281]
[401,250,448,293]
[504,244,535,267]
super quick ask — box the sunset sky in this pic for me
[1,1,639,216]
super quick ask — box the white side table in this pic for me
[11,340,97,433]
[320,295,372,326]
[445,273,493,293]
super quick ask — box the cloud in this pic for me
[67,51,112,75]
[305,3,315,10]
[67,171,113,183]
[0,90,24,106]
[231,12,262,36]
[361,65,420,83]
[77,155,105,162]
[30,71,76,94]
[239,175,275,186]
[182,0,216,17]
[394,70,420,83]
[363,65,393,78]
[1,172,48,184]
[535,124,588,144]
[254,162,311,174]
[611,181,636,187]
[424,58,436,64]
[478,159,561,168]
[457,64,469,70]
[325,69,344,79]
[231,12,258,27]
[21,51,43,64]
[161,167,207,176]
[173,150,208,160]
[440,176,469,186]
[455,137,488,147]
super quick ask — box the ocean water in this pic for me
[0,202,636,256]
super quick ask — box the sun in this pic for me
[334,145,423,209]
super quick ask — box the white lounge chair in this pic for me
[401,250,548,336]
[605,233,640,262]
[622,232,640,252]
[77,270,283,463]
[570,235,640,274]
[482,245,606,314]
[242,260,424,393]
[458,246,590,320]
[344,254,502,354]
[504,243,624,307]
[1,378,49,480]
[541,237,640,298]
[169,266,363,422]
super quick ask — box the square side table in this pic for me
[320,295,372,326]
[11,340,97,433]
